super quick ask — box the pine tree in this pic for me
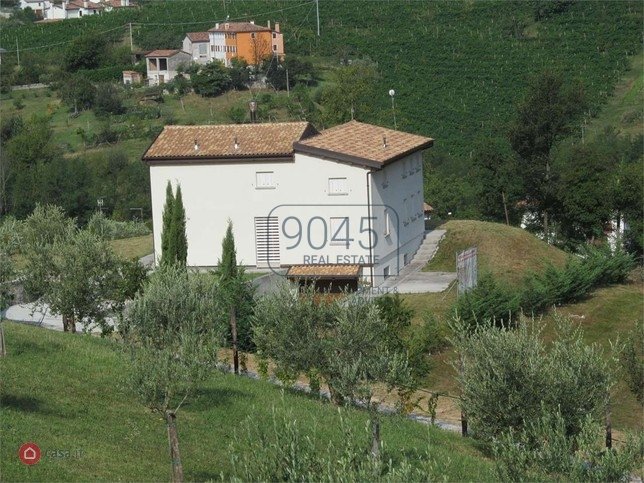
[172,185,187,266]
[160,181,175,266]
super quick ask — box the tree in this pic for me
[93,83,125,116]
[509,71,585,240]
[170,185,187,266]
[217,221,255,373]
[552,140,615,246]
[160,181,175,265]
[190,61,232,97]
[59,75,96,113]
[229,57,250,90]
[64,35,107,72]
[472,138,523,225]
[123,265,222,482]
[451,315,612,443]
[265,57,315,91]
[320,60,380,126]
[253,287,413,458]
[22,216,127,333]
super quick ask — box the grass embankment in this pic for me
[408,220,642,430]
[0,322,494,481]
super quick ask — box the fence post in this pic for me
[461,409,468,437]
[605,402,612,449]
[0,322,5,357]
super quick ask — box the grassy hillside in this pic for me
[424,220,569,284]
[0,322,494,481]
[1,0,641,158]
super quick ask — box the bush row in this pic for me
[86,211,150,240]
[456,246,635,328]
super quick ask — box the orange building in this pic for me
[208,21,284,67]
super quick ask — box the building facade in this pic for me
[145,49,191,86]
[208,21,284,66]
[182,32,210,65]
[143,121,432,287]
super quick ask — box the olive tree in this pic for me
[123,265,223,482]
[451,315,613,443]
[253,285,413,459]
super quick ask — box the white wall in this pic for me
[210,32,226,64]
[149,154,371,270]
[369,152,425,284]
[182,38,209,64]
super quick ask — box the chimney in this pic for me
[194,139,199,152]
[275,22,280,33]
[250,20,254,25]
[382,136,387,148]
[215,22,219,29]
[83,0,88,8]
[267,20,271,29]
[224,23,229,30]
[233,136,239,150]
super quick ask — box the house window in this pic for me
[159,58,168,70]
[383,266,390,279]
[79,10,82,16]
[251,33,256,38]
[273,45,277,51]
[329,217,349,246]
[198,43,207,55]
[384,209,391,237]
[328,178,348,195]
[272,33,277,39]
[256,171,275,189]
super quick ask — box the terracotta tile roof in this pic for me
[145,49,184,58]
[287,264,361,278]
[65,0,103,9]
[208,22,270,33]
[423,202,433,212]
[143,122,318,161]
[102,0,136,7]
[295,120,433,167]
[186,32,210,42]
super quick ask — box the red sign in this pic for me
[19,442,41,465]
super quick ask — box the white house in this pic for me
[20,0,133,20]
[182,32,211,65]
[142,121,433,287]
[145,49,191,86]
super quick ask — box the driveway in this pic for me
[4,303,114,333]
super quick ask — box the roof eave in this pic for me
[142,154,294,165]
[293,138,434,169]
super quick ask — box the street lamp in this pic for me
[388,89,397,130]
[249,99,258,123]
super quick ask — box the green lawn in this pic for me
[0,322,494,481]
[108,234,153,260]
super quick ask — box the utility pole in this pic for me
[129,23,133,52]
[315,0,320,36]
[15,38,20,68]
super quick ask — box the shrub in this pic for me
[229,404,440,482]
[452,315,612,442]
[0,216,22,254]
[620,321,644,405]
[493,406,642,482]
[86,211,150,240]
[94,83,125,116]
[455,273,520,329]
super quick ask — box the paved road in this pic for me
[4,303,114,333]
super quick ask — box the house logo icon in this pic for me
[19,442,41,465]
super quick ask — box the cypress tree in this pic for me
[160,181,175,266]
[219,220,238,283]
[219,220,240,373]
[171,185,188,266]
